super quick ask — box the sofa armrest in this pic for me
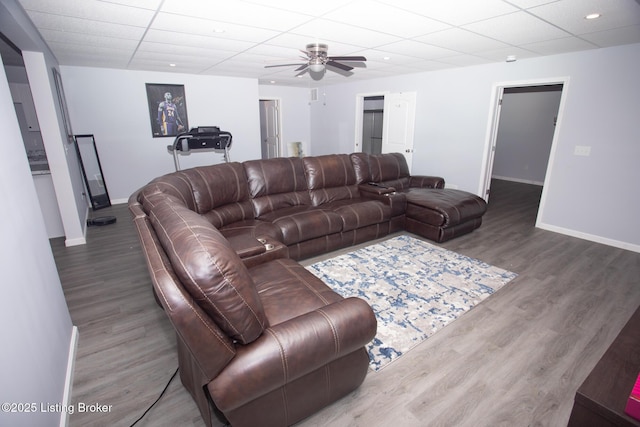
[208,297,377,412]
[361,190,406,218]
[226,234,267,258]
[358,182,396,195]
[410,175,445,189]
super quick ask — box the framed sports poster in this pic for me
[145,83,188,137]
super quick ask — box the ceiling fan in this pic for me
[265,43,367,75]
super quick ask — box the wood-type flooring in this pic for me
[51,179,640,427]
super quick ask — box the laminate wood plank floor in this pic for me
[51,179,640,427]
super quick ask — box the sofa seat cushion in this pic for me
[249,258,343,326]
[219,219,283,242]
[320,199,391,232]
[149,200,267,344]
[404,188,487,227]
[258,206,343,246]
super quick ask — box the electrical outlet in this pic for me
[574,145,591,156]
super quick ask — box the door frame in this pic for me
[479,76,570,227]
[259,97,282,158]
[354,91,389,153]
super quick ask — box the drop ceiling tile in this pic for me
[160,0,313,31]
[382,0,520,26]
[415,28,511,53]
[505,0,560,8]
[352,48,427,65]
[136,41,236,65]
[321,0,450,38]
[528,0,640,35]
[97,0,162,9]
[463,11,571,45]
[47,41,132,64]
[580,24,640,47]
[289,18,403,48]
[243,0,353,16]
[438,54,494,67]
[38,28,139,50]
[21,0,156,26]
[376,40,460,60]
[27,11,146,39]
[523,36,598,55]
[474,46,540,62]
[143,30,256,53]
[151,13,280,42]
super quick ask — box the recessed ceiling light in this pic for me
[270,80,276,84]
[169,63,176,67]
[383,56,391,61]
[213,28,226,33]
[585,13,601,20]
[506,55,517,63]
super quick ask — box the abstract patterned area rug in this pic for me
[305,235,518,371]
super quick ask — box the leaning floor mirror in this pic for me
[74,134,111,210]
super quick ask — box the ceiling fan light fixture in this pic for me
[309,58,325,73]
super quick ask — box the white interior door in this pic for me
[382,91,416,171]
[259,99,280,159]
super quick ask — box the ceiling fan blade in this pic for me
[264,63,307,68]
[327,56,367,62]
[326,60,353,71]
[295,64,309,72]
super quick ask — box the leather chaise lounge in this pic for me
[128,152,487,427]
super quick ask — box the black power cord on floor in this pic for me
[129,367,179,427]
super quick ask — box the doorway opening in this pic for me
[482,79,567,227]
[354,91,417,171]
[362,95,384,154]
[259,98,281,159]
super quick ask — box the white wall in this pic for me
[258,84,311,157]
[493,89,562,185]
[306,43,640,251]
[0,53,76,427]
[61,66,262,202]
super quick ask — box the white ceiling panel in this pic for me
[580,24,640,47]
[289,18,403,48]
[522,36,598,55]
[38,29,139,51]
[160,0,313,31]
[321,1,451,38]
[27,11,146,39]
[9,0,640,87]
[386,0,520,26]
[415,28,511,53]
[376,40,460,60]
[244,0,353,16]
[143,30,256,53]
[150,13,280,42]
[527,0,640,34]
[20,0,156,26]
[463,11,572,45]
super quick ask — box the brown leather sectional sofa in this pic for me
[128,152,486,427]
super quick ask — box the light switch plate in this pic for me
[574,145,591,156]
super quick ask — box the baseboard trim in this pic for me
[492,176,544,186]
[536,222,640,253]
[60,326,79,427]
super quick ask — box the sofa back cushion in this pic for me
[304,154,359,206]
[350,152,372,184]
[178,163,255,228]
[243,157,311,217]
[138,173,198,213]
[149,199,267,344]
[368,153,412,190]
